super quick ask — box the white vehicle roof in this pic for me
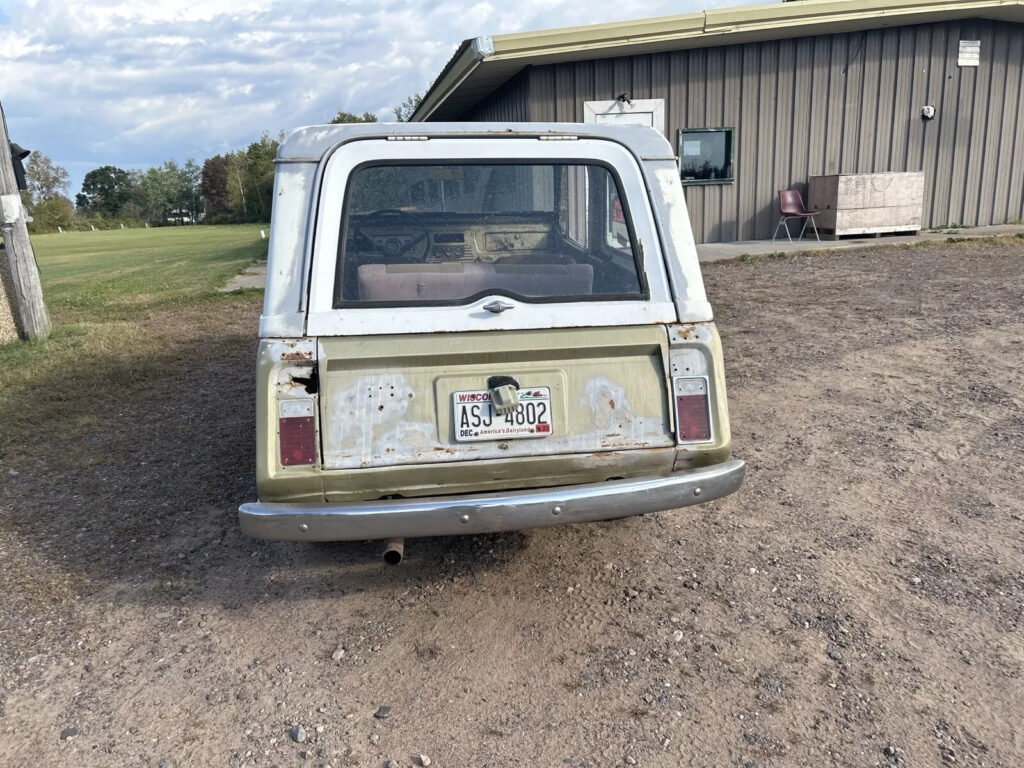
[262,122,710,337]
[276,121,678,162]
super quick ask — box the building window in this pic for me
[677,128,734,185]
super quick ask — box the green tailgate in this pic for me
[317,325,673,475]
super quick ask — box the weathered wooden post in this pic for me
[0,99,50,341]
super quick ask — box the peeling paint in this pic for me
[672,323,713,344]
[581,376,666,448]
[267,338,316,364]
[584,377,632,430]
[322,373,438,469]
[320,368,673,470]
[669,349,708,377]
[669,323,713,377]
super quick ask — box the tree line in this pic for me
[23,93,423,234]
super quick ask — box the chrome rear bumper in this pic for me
[239,459,744,541]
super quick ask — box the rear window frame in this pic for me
[304,137,679,338]
[332,158,651,309]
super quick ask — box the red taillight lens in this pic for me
[279,400,317,466]
[674,378,711,442]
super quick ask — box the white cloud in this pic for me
[0,0,762,193]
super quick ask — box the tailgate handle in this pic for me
[482,300,515,314]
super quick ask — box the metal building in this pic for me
[411,0,1024,244]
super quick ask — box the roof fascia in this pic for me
[411,37,494,122]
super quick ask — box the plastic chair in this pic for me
[773,189,820,243]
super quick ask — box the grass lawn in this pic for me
[31,224,267,322]
[0,225,266,451]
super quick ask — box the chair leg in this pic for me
[778,217,794,243]
[809,216,820,242]
[799,218,809,239]
[772,217,786,244]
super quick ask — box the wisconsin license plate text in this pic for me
[453,387,552,442]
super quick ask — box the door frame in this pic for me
[583,99,666,136]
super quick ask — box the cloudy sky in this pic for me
[0,0,761,196]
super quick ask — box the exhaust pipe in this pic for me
[382,538,404,565]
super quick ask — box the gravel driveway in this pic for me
[1,237,1021,767]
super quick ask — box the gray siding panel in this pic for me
[756,42,778,238]
[458,18,1024,242]
[844,33,866,173]
[775,39,796,216]
[470,70,531,122]
[738,44,760,241]
[574,61,595,119]
[704,47,725,242]
[978,25,1008,223]
[633,55,652,99]
[949,23,976,225]
[859,32,881,171]
[555,63,574,121]
[889,28,913,171]
[878,29,900,170]
[808,35,830,179]
[594,58,614,112]
[920,26,944,221]
[907,25,930,174]
[931,25,958,226]
[651,53,670,113]
[613,57,631,98]
[531,66,556,122]
[824,34,848,177]
[790,38,812,186]
[721,46,743,242]
[963,22,990,224]
[1007,47,1024,222]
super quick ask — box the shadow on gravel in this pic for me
[0,317,530,616]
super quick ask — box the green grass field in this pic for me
[30,224,267,323]
[0,225,266,442]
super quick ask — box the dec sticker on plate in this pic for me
[453,387,552,442]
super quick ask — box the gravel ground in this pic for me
[0,238,1022,767]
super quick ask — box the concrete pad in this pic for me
[696,224,1024,263]
[219,261,267,292]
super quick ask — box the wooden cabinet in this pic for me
[808,172,924,238]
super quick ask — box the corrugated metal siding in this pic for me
[999,31,1024,221]
[459,18,1024,242]
[469,70,532,122]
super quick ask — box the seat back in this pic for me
[357,262,594,302]
[778,189,809,216]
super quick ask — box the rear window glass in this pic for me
[334,163,646,306]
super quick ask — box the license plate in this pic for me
[453,387,552,442]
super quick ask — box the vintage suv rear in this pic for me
[239,122,744,549]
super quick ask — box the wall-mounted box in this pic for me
[958,40,981,66]
[808,172,924,238]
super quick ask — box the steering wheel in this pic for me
[352,209,430,262]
